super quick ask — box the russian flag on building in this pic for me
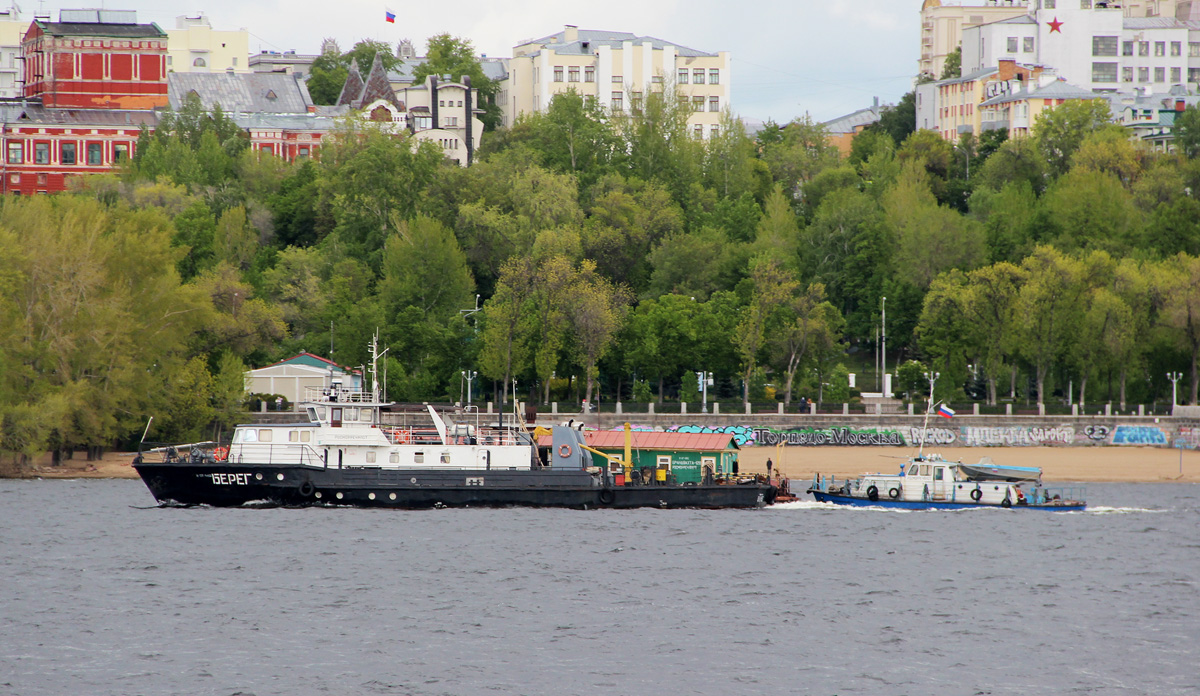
[937,404,955,419]
[385,8,396,22]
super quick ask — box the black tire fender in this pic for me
[888,487,901,499]
[298,480,315,497]
[970,487,982,502]
[866,485,879,501]
[598,488,615,505]
[1001,497,1013,508]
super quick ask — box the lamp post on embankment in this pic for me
[1168,371,1182,410]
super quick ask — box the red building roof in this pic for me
[538,430,736,451]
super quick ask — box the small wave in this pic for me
[1085,506,1170,514]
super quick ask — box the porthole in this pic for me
[336,492,344,500]
[277,473,284,481]
[255,473,263,480]
[389,493,397,500]
[368,492,376,500]
[315,492,322,499]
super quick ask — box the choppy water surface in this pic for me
[1,480,1197,696]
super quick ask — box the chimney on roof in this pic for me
[564,25,578,43]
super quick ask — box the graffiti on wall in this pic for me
[1110,425,1167,446]
[959,426,1076,447]
[1174,426,1200,450]
[751,427,904,447]
[605,421,1189,448]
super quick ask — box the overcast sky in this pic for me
[37,0,918,123]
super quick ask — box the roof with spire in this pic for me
[337,53,404,110]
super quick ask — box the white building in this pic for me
[963,2,1200,95]
[502,25,731,138]
[0,4,25,99]
[167,13,249,74]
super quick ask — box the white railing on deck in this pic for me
[304,386,376,403]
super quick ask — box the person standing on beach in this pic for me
[766,458,773,479]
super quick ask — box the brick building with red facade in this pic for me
[2,10,334,195]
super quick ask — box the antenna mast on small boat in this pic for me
[917,371,940,460]
[368,330,389,402]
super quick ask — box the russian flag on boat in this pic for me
[385,8,396,22]
[937,404,955,419]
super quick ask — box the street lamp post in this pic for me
[698,371,713,413]
[462,370,477,405]
[881,296,887,397]
[1168,371,1183,408]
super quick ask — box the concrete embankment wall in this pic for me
[250,408,1200,450]
[538,412,1200,450]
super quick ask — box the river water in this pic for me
[1,479,1197,696]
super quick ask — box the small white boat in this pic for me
[808,453,1086,510]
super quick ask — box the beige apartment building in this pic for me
[502,25,731,139]
[0,4,24,99]
[167,13,249,73]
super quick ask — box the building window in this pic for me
[678,68,688,84]
[611,74,622,83]
[114,144,128,162]
[1155,67,1165,82]
[61,142,76,165]
[692,68,703,84]
[1092,36,1117,57]
[87,143,103,165]
[1190,68,1200,83]
[1091,62,1117,83]
[1024,37,1035,53]
[1191,43,1200,58]
[232,57,238,67]
[568,66,579,82]
[1138,66,1149,82]
[709,95,720,112]
[1171,41,1182,57]
[693,124,703,139]
[1155,42,1165,57]
[1007,37,1018,53]
[553,66,563,82]
[1122,66,1133,82]
[298,146,309,158]
[692,95,704,112]
[584,66,594,82]
[1171,67,1181,83]
[444,116,458,127]
[631,91,643,109]
[193,57,206,67]
[1123,41,1134,56]
[34,142,49,164]
[7,142,21,164]
[710,125,720,138]
[1139,41,1149,57]
[1045,0,1055,6]
[167,55,172,66]
[709,68,719,84]
[1080,0,1090,7]
[611,92,623,111]
[439,100,444,107]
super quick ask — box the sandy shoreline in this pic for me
[14,446,1200,484]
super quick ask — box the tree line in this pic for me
[3,38,1200,468]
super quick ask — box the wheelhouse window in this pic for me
[414,452,424,463]
[258,429,273,442]
[389,452,399,463]
[366,451,377,463]
[440,452,451,464]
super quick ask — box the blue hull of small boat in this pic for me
[808,490,1086,511]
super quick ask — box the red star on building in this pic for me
[1048,17,1064,33]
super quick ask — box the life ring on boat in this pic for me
[970,488,983,501]
[866,485,879,501]
[888,486,901,499]
[1001,497,1013,508]
[213,446,229,461]
[599,488,615,505]
[395,430,410,444]
[298,481,315,497]
[558,444,572,458]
